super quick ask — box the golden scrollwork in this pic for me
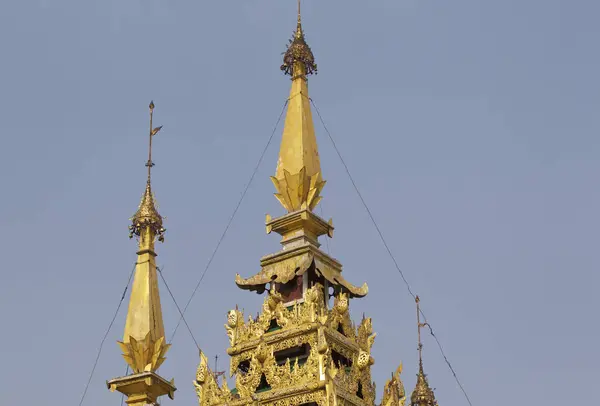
[225,307,244,347]
[269,390,326,406]
[327,292,356,340]
[207,279,384,406]
[229,284,327,348]
[194,351,233,406]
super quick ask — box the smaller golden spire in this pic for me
[129,101,165,242]
[411,296,438,406]
[108,101,175,406]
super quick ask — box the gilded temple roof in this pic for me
[235,247,368,298]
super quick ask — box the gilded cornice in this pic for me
[236,245,368,298]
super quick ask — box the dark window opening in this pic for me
[331,350,352,369]
[256,374,271,393]
[276,275,303,303]
[356,382,364,399]
[237,360,250,375]
[274,344,311,366]
[337,324,345,336]
[267,318,282,333]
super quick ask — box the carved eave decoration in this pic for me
[235,247,368,298]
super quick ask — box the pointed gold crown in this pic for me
[128,100,166,242]
[281,0,317,76]
[129,180,164,241]
[410,360,438,406]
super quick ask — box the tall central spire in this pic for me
[108,102,175,406]
[271,0,324,213]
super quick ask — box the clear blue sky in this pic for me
[0,1,598,405]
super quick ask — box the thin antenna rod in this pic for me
[147,101,155,182]
[416,295,428,365]
[295,0,303,38]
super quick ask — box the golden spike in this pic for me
[129,101,165,242]
[411,296,438,406]
[122,102,168,370]
[296,0,302,37]
[109,100,176,405]
[417,296,425,364]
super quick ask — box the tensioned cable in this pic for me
[157,265,200,351]
[168,100,289,343]
[79,262,137,406]
[310,98,474,406]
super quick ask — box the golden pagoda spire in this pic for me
[271,0,324,213]
[197,7,374,406]
[237,0,366,295]
[411,296,438,406]
[107,101,176,406]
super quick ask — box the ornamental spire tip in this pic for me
[411,296,438,406]
[281,0,317,76]
[129,101,165,242]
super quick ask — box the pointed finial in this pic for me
[129,101,165,242]
[411,296,438,406]
[296,0,302,36]
[281,0,317,76]
[146,100,163,182]
[416,296,424,363]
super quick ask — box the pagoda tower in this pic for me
[107,102,176,406]
[193,4,408,406]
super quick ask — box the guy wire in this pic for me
[310,98,474,406]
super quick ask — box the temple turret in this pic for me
[107,101,176,406]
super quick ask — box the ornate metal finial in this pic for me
[281,0,317,77]
[411,296,438,406]
[129,101,166,242]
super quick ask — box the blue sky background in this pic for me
[1,1,599,405]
